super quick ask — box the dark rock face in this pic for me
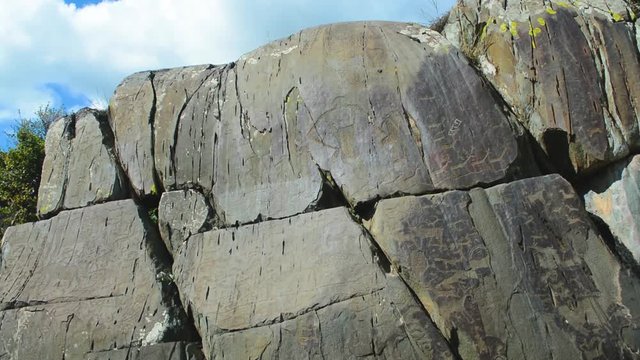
[367,174,639,359]
[443,0,640,176]
[1,1,639,359]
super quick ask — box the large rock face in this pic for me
[366,174,639,359]
[173,207,454,359]
[0,200,198,359]
[1,1,639,359]
[110,21,537,224]
[443,0,640,176]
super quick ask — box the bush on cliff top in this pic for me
[0,105,65,240]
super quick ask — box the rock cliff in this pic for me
[2,0,639,359]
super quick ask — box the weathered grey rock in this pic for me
[0,200,194,359]
[209,281,453,360]
[18,8,640,360]
[366,174,639,359]
[158,189,213,256]
[110,21,536,224]
[84,342,205,360]
[583,155,640,266]
[173,207,454,359]
[37,108,127,217]
[37,115,71,216]
[443,0,640,175]
[152,65,217,192]
[109,72,157,197]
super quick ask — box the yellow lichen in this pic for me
[537,18,546,26]
[510,21,519,37]
[546,7,557,15]
[480,17,493,41]
[500,23,509,32]
[611,12,624,22]
[529,22,542,49]
[529,24,542,37]
[555,1,571,8]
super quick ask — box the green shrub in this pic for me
[0,105,65,240]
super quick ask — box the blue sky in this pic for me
[0,0,455,150]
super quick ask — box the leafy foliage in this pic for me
[0,105,65,240]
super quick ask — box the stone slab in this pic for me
[173,207,454,359]
[37,108,127,217]
[0,200,193,359]
[367,174,640,359]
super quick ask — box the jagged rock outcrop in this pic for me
[443,0,640,176]
[1,0,639,359]
[37,108,127,217]
[582,155,640,267]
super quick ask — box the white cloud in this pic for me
[0,0,238,123]
[0,0,455,126]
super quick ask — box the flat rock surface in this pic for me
[110,21,535,224]
[366,174,639,359]
[208,281,453,360]
[0,200,193,359]
[84,342,205,360]
[583,155,640,266]
[443,0,640,175]
[37,108,126,217]
[173,207,454,359]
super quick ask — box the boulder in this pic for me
[583,155,640,266]
[37,108,127,217]
[0,200,195,359]
[366,174,639,359]
[110,21,537,225]
[158,189,214,257]
[173,207,455,359]
[443,0,640,176]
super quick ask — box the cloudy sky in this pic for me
[0,0,455,149]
